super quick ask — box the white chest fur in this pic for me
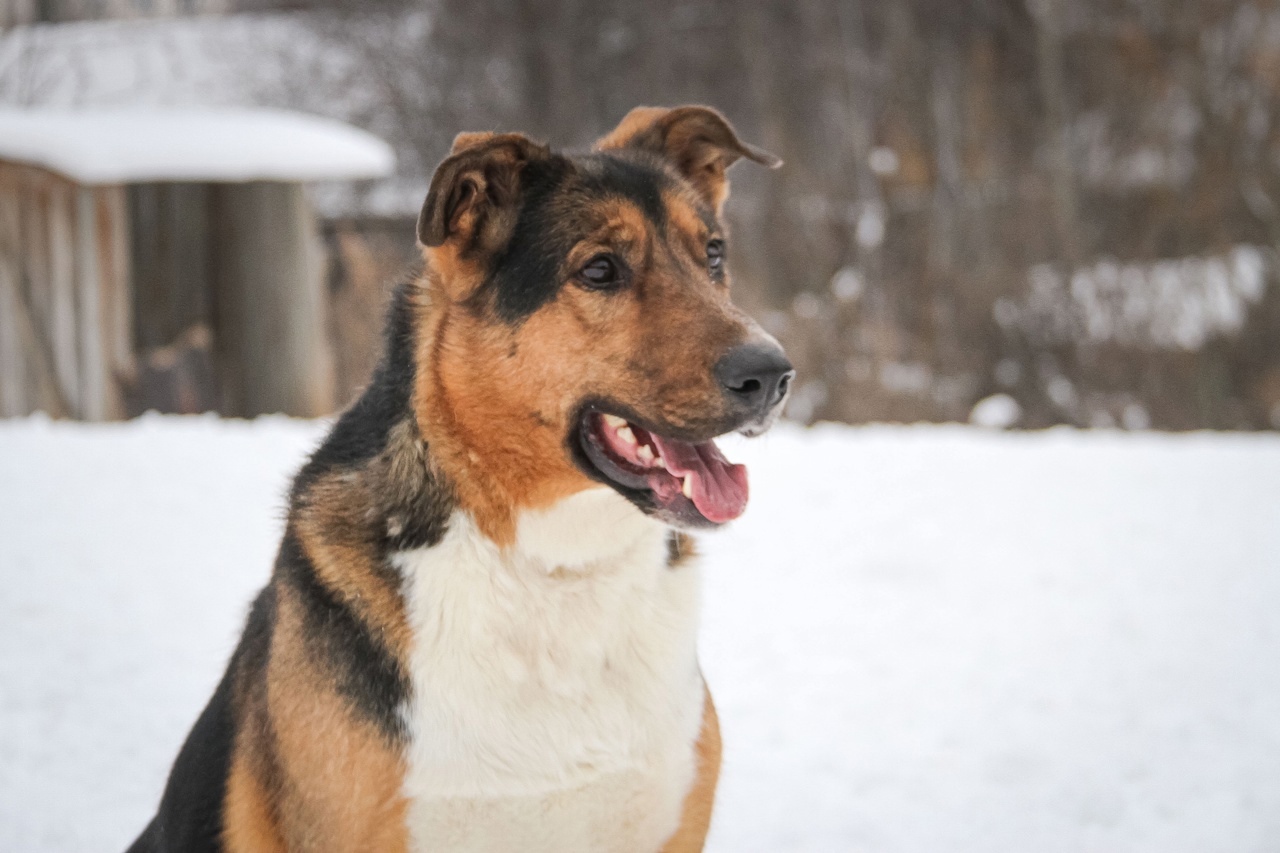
[394,488,706,853]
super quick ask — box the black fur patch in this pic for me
[294,279,453,552]
[277,531,409,744]
[379,473,454,552]
[484,153,674,323]
[485,156,577,322]
[581,153,670,229]
[295,281,420,490]
[125,588,277,853]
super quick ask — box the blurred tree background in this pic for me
[4,0,1280,429]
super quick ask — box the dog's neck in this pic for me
[512,486,666,571]
[408,271,592,548]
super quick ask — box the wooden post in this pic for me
[0,168,24,417]
[11,166,71,418]
[97,184,134,417]
[47,178,81,417]
[128,182,213,350]
[74,184,132,420]
[0,0,37,28]
[75,186,107,419]
[212,181,334,418]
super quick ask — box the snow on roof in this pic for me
[0,108,396,184]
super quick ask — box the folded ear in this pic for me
[417,132,550,251]
[594,105,780,212]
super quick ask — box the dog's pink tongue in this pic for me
[650,435,749,523]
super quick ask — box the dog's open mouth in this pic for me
[577,410,748,526]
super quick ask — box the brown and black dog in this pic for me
[127,105,792,853]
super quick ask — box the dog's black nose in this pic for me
[715,343,795,413]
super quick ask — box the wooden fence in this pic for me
[0,163,133,420]
[0,163,344,421]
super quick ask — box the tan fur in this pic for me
[223,753,286,853]
[262,585,410,853]
[290,420,432,661]
[449,131,497,154]
[667,531,697,568]
[593,106,672,152]
[661,687,722,853]
[221,486,422,852]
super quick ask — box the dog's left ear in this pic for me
[594,105,781,212]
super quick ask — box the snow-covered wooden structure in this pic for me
[0,108,394,419]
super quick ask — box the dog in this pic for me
[126,105,793,853]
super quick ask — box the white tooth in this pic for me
[602,414,627,428]
[636,445,655,464]
[616,426,637,445]
[681,475,694,499]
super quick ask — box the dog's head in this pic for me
[414,105,792,539]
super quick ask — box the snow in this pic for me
[2,415,1279,852]
[830,267,865,303]
[868,147,900,177]
[998,246,1268,351]
[969,393,1022,428]
[0,107,395,184]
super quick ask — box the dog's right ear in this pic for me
[417,132,550,253]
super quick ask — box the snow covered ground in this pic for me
[1,415,1278,852]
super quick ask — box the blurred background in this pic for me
[4,0,1280,431]
[4,6,1280,852]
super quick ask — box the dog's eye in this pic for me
[578,254,627,290]
[707,239,725,276]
